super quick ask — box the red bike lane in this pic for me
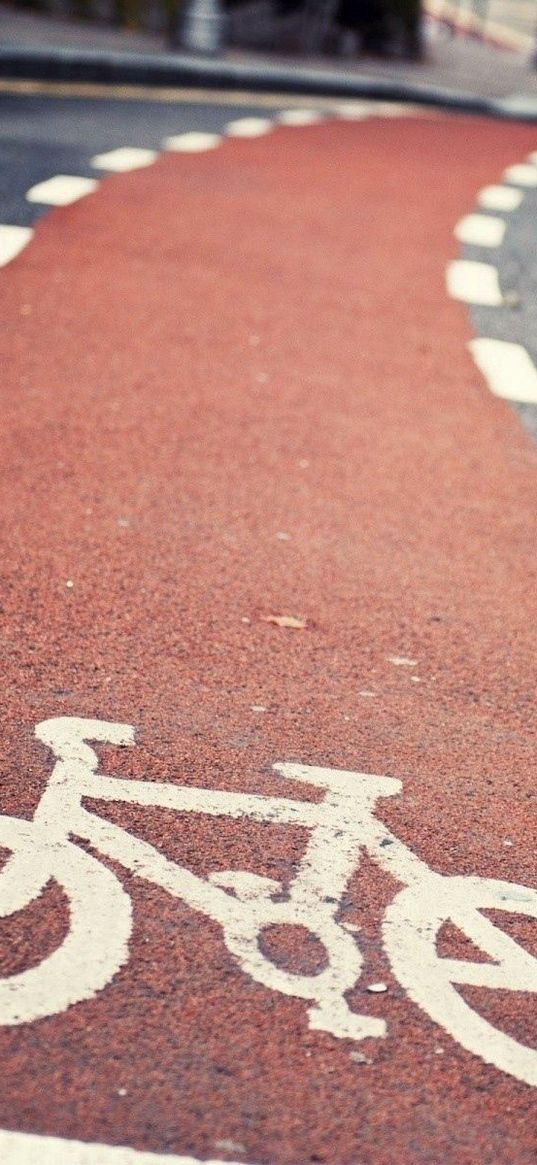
[0,111,536,1164]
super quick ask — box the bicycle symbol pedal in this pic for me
[0,716,536,1088]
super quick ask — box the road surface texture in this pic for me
[0,105,536,1164]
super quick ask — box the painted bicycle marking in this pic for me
[0,717,536,1086]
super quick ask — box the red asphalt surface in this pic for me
[0,112,536,1163]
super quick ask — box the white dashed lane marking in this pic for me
[277,109,324,126]
[477,185,523,212]
[454,213,506,248]
[469,339,537,405]
[446,259,503,306]
[26,175,99,206]
[334,101,372,119]
[225,117,273,138]
[90,147,157,172]
[457,147,537,412]
[503,163,537,188]
[0,224,33,267]
[163,131,221,152]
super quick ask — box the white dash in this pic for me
[371,102,414,117]
[225,117,273,138]
[477,185,523,212]
[454,214,506,248]
[26,175,98,206]
[163,131,220,152]
[90,147,157,172]
[503,163,537,188]
[0,224,33,267]
[336,101,373,119]
[445,260,502,306]
[468,338,537,404]
[0,1126,250,1164]
[277,109,323,126]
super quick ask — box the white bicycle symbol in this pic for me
[1,717,536,1087]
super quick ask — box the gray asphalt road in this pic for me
[465,191,537,441]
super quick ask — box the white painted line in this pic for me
[335,101,373,119]
[26,175,99,206]
[90,147,157,172]
[477,185,523,212]
[445,260,503,306]
[369,101,416,117]
[527,151,537,166]
[225,117,273,138]
[277,108,323,126]
[503,163,537,188]
[163,131,220,152]
[468,338,537,404]
[0,1128,248,1164]
[454,213,506,248]
[0,224,33,267]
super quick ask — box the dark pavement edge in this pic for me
[2,45,537,121]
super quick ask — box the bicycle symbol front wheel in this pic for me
[383,873,537,1086]
[0,814,132,1025]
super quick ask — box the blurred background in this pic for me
[3,0,537,64]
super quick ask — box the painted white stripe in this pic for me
[225,117,273,138]
[90,148,157,172]
[26,175,98,206]
[0,1129,248,1165]
[0,224,33,267]
[454,214,506,248]
[163,131,220,152]
[469,338,537,404]
[527,151,537,166]
[503,163,537,188]
[277,108,323,126]
[477,185,523,212]
[445,260,503,306]
[335,101,372,119]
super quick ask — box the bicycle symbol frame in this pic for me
[0,717,536,1087]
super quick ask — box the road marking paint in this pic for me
[454,213,506,248]
[90,147,157,172]
[163,131,221,152]
[331,100,426,119]
[334,101,372,119]
[26,175,99,206]
[468,338,537,404]
[0,79,433,114]
[277,108,323,126]
[0,224,33,267]
[225,117,273,138]
[0,1128,249,1164]
[503,163,537,188]
[445,260,503,306]
[2,718,537,1085]
[477,185,523,212]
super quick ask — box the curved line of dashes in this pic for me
[447,155,537,406]
[0,98,422,271]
